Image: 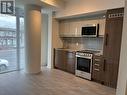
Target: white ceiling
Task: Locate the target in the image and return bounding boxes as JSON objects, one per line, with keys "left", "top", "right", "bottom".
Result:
{"left": 16, "top": 0, "right": 48, "bottom": 8}
{"left": 16, "top": 0, "right": 65, "bottom": 10}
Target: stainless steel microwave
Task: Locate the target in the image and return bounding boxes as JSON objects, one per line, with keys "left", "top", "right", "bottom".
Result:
{"left": 81, "top": 24, "right": 99, "bottom": 37}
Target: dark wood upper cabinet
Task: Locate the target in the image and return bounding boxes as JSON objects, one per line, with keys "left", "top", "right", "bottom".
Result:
{"left": 103, "top": 8, "right": 124, "bottom": 88}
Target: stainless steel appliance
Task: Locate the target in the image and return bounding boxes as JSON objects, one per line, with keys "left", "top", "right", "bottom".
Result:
{"left": 75, "top": 50, "right": 100, "bottom": 80}
{"left": 81, "top": 24, "right": 99, "bottom": 37}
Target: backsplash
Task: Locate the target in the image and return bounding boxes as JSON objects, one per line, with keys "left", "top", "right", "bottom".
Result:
{"left": 62, "top": 37, "right": 104, "bottom": 50}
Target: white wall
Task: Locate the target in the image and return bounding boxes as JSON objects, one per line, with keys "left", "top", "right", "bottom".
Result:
{"left": 47, "top": 12, "right": 63, "bottom": 68}
{"left": 47, "top": 11, "right": 53, "bottom": 68}
{"left": 55, "top": 0, "right": 125, "bottom": 18}
{"left": 52, "top": 18, "right": 63, "bottom": 49}
{"left": 116, "top": 0, "right": 127, "bottom": 95}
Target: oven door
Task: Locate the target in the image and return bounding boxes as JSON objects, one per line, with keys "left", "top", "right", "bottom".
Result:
{"left": 76, "top": 56, "right": 92, "bottom": 73}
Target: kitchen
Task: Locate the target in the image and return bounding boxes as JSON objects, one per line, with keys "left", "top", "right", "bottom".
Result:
{"left": 53, "top": 7, "right": 124, "bottom": 89}
{"left": 0, "top": 0, "right": 126, "bottom": 95}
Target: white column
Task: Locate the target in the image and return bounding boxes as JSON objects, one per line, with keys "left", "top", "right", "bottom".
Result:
{"left": 24, "top": 4, "right": 41, "bottom": 74}
{"left": 47, "top": 11, "right": 53, "bottom": 68}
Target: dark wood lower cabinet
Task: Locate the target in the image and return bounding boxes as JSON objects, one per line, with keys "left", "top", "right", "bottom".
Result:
{"left": 102, "top": 59, "right": 119, "bottom": 88}
{"left": 54, "top": 49, "right": 66, "bottom": 71}
{"left": 92, "top": 55, "right": 103, "bottom": 83}
{"left": 54, "top": 49, "right": 75, "bottom": 74}
{"left": 92, "top": 56, "right": 119, "bottom": 88}
{"left": 66, "top": 52, "right": 75, "bottom": 74}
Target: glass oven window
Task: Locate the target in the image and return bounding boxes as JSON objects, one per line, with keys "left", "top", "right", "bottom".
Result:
{"left": 77, "top": 57, "right": 91, "bottom": 73}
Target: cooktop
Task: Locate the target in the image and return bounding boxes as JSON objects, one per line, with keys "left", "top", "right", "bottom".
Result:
{"left": 76, "top": 49, "right": 101, "bottom": 54}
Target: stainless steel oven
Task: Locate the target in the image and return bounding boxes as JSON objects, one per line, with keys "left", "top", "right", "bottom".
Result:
{"left": 75, "top": 51, "right": 93, "bottom": 80}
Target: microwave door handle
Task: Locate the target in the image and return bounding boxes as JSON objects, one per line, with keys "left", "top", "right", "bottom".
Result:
{"left": 97, "top": 24, "right": 99, "bottom": 37}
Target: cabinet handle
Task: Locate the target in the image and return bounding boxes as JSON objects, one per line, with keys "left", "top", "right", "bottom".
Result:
{"left": 95, "top": 59, "right": 100, "bottom": 61}
{"left": 105, "top": 34, "right": 109, "bottom": 46}
{"left": 103, "top": 59, "right": 106, "bottom": 71}
{"left": 94, "top": 64, "right": 100, "bottom": 66}
{"left": 94, "top": 68, "right": 100, "bottom": 71}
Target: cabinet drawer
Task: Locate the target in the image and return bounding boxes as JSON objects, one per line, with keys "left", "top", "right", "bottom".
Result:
{"left": 94, "top": 63, "right": 100, "bottom": 66}
{"left": 94, "top": 68, "right": 100, "bottom": 72}
{"left": 93, "top": 65, "right": 100, "bottom": 69}
{"left": 94, "top": 58, "right": 101, "bottom": 62}
{"left": 93, "top": 61, "right": 101, "bottom": 68}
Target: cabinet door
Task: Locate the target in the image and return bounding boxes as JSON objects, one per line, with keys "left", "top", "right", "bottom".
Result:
{"left": 59, "top": 21, "right": 70, "bottom": 37}
{"left": 54, "top": 49, "right": 76, "bottom": 74}
{"left": 54, "top": 49, "right": 67, "bottom": 71}
{"left": 66, "top": 52, "right": 76, "bottom": 74}
{"left": 103, "top": 19, "right": 123, "bottom": 60}
{"left": 98, "top": 19, "right": 106, "bottom": 36}
{"left": 103, "top": 59, "right": 118, "bottom": 88}
{"left": 69, "top": 21, "right": 81, "bottom": 36}
{"left": 103, "top": 8, "right": 124, "bottom": 88}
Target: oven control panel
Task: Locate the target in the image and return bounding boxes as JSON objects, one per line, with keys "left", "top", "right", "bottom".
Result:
{"left": 76, "top": 52, "right": 93, "bottom": 58}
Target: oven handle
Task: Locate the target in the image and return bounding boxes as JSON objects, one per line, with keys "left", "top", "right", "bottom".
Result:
{"left": 76, "top": 55, "right": 92, "bottom": 59}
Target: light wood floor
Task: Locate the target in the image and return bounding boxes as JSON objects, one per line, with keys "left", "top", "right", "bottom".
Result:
{"left": 0, "top": 68, "right": 116, "bottom": 95}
